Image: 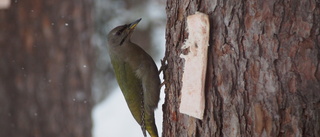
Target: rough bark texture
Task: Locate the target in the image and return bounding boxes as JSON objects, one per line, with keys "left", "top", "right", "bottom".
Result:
{"left": 0, "top": 0, "right": 93, "bottom": 137}
{"left": 162, "top": 0, "right": 320, "bottom": 137}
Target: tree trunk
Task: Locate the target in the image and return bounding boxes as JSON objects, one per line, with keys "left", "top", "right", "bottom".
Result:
{"left": 162, "top": 0, "right": 320, "bottom": 137}
{"left": 0, "top": 0, "right": 93, "bottom": 137}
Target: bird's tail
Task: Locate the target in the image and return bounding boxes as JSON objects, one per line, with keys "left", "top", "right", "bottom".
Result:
{"left": 144, "top": 110, "right": 158, "bottom": 137}
{"left": 141, "top": 126, "right": 147, "bottom": 137}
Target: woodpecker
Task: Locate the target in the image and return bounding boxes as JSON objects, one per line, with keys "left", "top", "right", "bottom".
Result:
{"left": 107, "top": 18, "right": 160, "bottom": 137}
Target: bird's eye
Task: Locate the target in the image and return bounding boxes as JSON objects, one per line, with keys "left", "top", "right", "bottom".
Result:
{"left": 115, "top": 31, "right": 121, "bottom": 35}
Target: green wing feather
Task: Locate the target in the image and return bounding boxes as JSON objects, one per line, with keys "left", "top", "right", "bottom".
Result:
{"left": 111, "top": 57, "right": 158, "bottom": 137}
{"left": 111, "top": 58, "right": 144, "bottom": 124}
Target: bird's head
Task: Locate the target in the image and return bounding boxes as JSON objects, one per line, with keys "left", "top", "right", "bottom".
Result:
{"left": 107, "top": 18, "right": 141, "bottom": 47}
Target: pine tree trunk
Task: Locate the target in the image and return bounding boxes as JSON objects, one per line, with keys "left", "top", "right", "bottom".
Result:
{"left": 162, "top": 0, "right": 320, "bottom": 136}
{"left": 0, "top": 0, "right": 93, "bottom": 137}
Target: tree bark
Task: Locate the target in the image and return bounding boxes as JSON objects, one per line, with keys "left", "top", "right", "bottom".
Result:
{"left": 0, "top": 0, "right": 93, "bottom": 137}
{"left": 162, "top": 0, "right": 320, "bottom": 137}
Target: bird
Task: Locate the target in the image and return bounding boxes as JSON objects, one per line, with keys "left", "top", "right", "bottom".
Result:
{"left": 107, "top": 18, "right": 160, "bottom": 137}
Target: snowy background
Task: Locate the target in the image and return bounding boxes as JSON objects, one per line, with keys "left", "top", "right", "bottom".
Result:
{"left": 91, "top": 0, "right": 166, "bottom": 137}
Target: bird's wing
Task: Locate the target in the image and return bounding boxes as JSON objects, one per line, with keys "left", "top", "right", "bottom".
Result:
{"left": 111, "top": 58, "right": 146, "bottom": 136}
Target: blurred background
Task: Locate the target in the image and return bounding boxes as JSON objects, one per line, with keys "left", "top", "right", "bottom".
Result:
{"left": 0, "top": 0, "right": 165, "bottom": 136}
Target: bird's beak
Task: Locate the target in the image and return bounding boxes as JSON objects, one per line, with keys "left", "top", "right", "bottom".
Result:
{"left": 128, "top": 18, "right": 142, "bottom": 30}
